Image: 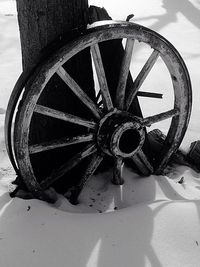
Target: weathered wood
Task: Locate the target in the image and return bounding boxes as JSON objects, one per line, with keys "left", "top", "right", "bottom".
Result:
{"left": 126, "top": 50, "right": 160, "bottom": 110}
{"left": 34, "top": 104, "right": 96, "bottom": 129}
{"left": 16, "top": 0, "right": 89, "bottom": 70}
{"left": 40, "top": 144, "right": 97, "bottom": 190}
{"left": 91, "top": 44, "right": 113, "bottom": 111}
{"left": 97, "top": 90, "right": 163, "bottom": 101}
{"left": 115, "top": 38, "right": 135, "bottom": 109}
{"left": 29, "top": 133, "right": 94, "bottom": 154}
{"left": 142, "top": 108, "right": 179, "bottom": 127}
{"left": 132, "top": 150, "right": 154, "bottom": 176}
{"left": 88, "top": 5, "right": 112, "bottom": 23}
{"left": 69, "top": 153, "right": 103, "bottom": 204}
{"left": 137, "top": 91, "right": 163, "bottom": 99}
{"left": 56, "top": 66, "right": 101, "bottom": 119}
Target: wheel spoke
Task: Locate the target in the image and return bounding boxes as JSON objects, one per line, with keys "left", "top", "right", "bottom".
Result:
{"left": 126, "top": 49, "right": 160, "bottom": 110}
{"left": 57, "top": 66, "right": 101, "bottom": 119}
{"left": 142, "top": 108, "right": 180, "bottom": 127}
{"left": 34, "top": 104, "right": 96, "bottom": 129}
{"left": 29, "top": 133, "right": 94, "bottom": 154}
{"left": 91, "top": 44, "right": 113, "bottom": 111}
{"left": 112, "top": 158, "right": 124, "bottom": 185}
{"left": 115, "top": 38, "right": 135, "bottom": 109}
{"left": 68, "top": 153, "right": 104, "bottom": 204}
{"left": 40, "top": 144, "right": 97, "bottom": 189}
{"left": 137, "top": 91, "right": 163, "bottom": 99}
{"left": 132, "top": 150, "right": 154, "bottom": 176}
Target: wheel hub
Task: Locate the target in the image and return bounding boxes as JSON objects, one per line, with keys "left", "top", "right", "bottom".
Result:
{"left": 97, "top": 110, "right": 145, "bottom": 158}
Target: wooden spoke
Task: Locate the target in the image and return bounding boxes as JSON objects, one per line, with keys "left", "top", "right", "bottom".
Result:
{"left": 69, "top": 153, "right": 104, "bottom": 204}
{"left": 142, "top": 108, "right": 180, "bottom": 127}
{"left": 57, "top": 66, "right": 101, "bottom": 119}
{"left": 115, "top": 38, "right": 135, "bottom": 109}
{"left": 137, "top": 91, "right": 163, "bottom": 99}
{"left": 132, "top": 150, "right": 154, "bottom": 176}
{"left": 112, "top": 158, "right": 124, "bottom": 185}
{"left": 29, "top": 133, "right": 94, "bottom": 154}
{"left": 78, "top": 153, "right": 103, "bottom": 188}
{"left": 137, "top": 150, "right": 154, "bottom": 173}
{"left": 126, "top": 50, "right": 160, "bottom": 110}
{"left": 40, "top": 144, "right": 97, "bottom": 190}
{"left": 91, "top": 44, "right": 113, "bottom": 111}
{"left": 34, "top": 104, "right": 96, "bottom": 129}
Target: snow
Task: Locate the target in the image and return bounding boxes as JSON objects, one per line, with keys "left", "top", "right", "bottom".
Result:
{"left": 0, "top": 0, "right": 200, "bottom": 266}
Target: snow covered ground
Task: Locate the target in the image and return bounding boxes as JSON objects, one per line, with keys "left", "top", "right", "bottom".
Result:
{"left": 0, "top": 0, "right": 200, "bottom": 266}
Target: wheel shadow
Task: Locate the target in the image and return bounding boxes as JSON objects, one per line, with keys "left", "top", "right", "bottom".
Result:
{"left": 1, "top": 169, "right": 200, "bottom": 267}
{"left": 0, "top": 190, "right": 162, "bottom": 267}
{"left": 54, "top": 169, "right": 165, "bottom": 267}
{"left": 83, "top": 170, "right": 200, "bottom": 267}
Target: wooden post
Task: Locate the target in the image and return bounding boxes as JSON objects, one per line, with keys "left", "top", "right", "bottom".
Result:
{"left": 16, "top": 0, "right": 89, "bottom": 71}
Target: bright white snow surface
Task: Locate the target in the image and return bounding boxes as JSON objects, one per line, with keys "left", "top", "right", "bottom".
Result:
{"left": 0, "top": 0, "right": 200, "bottom": 266}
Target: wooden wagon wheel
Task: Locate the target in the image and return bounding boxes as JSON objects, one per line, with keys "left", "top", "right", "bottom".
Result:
{"left": 11, "top": 21, "right": 192, "bottom": 204}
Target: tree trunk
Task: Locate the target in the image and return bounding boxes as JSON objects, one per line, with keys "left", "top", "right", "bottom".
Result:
{"left": 16, "top": 0, "right": 89, "bottom": 71}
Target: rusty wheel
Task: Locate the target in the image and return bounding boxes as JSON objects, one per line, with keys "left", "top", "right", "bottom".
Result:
{"left": 10, "top": 21, "right": 192, "bottom": 203}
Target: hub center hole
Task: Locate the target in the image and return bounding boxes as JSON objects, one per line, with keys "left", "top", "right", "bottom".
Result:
{"left": 118, "top": 129, "right": 141, "bottom": 154}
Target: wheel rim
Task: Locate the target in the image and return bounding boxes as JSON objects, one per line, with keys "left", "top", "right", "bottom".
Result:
{"left": 13, "top": 22, "right": 192, "bottom": 203}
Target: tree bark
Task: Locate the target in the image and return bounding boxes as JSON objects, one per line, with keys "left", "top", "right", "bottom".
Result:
{"left": 16, "top": 0, "right": 89, "bottom": 71}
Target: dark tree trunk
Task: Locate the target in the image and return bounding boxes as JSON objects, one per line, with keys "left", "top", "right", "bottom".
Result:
{"left": 16, "top": 0, "right": 89, "bottom": 71}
